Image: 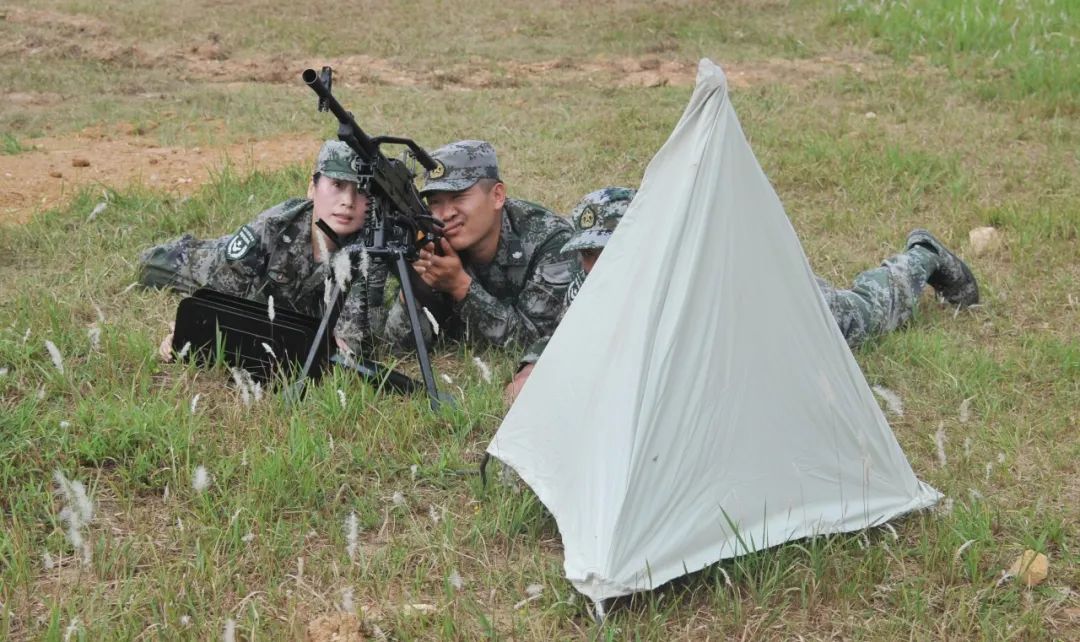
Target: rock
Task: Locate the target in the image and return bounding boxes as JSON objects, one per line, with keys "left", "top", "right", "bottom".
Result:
{"left": 968, "top": 226, "right": 1002, "bottom": 256}
{"left": 1009, "top": 550, "right": 1048, "bottom": 587}
{"left": 49, "top": 171, "right": 63, "bottom": 178}
{"left": 71, "top": 157, "right": 90, "bottom": 167}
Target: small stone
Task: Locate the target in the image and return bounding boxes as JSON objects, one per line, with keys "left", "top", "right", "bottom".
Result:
{"left": 1009, "top": 550, "right": 1048, "bottom": 587}
{"left": 49, "top": 171, "right": 63, "bottom": 178}
{"left": 71, "top": 158, "right": 90, "bottom": 167}
{"left": 865, "top": 111, "right": 877, "bottom": 119}
{"left": 968, "top": 226, "right": 1002, "bottom": 256}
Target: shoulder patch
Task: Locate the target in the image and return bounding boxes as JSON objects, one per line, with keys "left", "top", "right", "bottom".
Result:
{"left": 225, "top": 224, "right": 257, "bottom": 261}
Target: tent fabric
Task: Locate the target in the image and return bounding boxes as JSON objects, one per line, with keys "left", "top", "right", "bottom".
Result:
{"left": 487, "top": 59, "right": 940, "bottom": 603}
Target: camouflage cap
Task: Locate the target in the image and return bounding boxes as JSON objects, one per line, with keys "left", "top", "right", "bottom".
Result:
{"left": 419, "top": 140, "right": 500, "bottom": 195}
{"left": 315, "top": 140, "right": 370, "bottom": 188}
{"left": 561, "top": 187, "right": 637, "bottom": 253}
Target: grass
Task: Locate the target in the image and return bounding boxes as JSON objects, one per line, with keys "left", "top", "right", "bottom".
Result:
{"left": 2, "top": 0, "right": 1079, "bottom": 639}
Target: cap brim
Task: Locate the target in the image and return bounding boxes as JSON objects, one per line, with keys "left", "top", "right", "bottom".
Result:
{"left": 561, "top": 229, "right": 613, "bottom": 253}
{"left": 321, "top": 170, "right": 364, "bottom": 186}
{"left": 419, "top": 177, "right": 481, "bottom": 195}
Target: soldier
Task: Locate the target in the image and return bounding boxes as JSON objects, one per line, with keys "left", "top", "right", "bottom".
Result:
{"left": 384, "top": 140, "right": 576, "bottom": 350}
{"left": 503, "top": 187, "right": 980, "bottom": 402}
{"left": 138, "top": 140, "right": 387, "bottom": 359}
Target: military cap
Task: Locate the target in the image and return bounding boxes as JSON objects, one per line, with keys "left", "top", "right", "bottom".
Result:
{"left": 419, "top": 140, "right": 500, "bottom": 195}
{"left": 315, "top": 140, "right": 371, "bottom": 188}
{"left": 561, "top": 187, "right": 637, "bottom": 253}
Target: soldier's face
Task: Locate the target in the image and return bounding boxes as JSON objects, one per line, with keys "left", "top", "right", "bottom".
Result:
{"left": 309, "top": 176, "right": 369, "bottom": 238}
{"left": 426, "top": 181, "right": 506, "bottom": 256}
{"left": 579, "top": 248, "right": 602, "bottom": 274}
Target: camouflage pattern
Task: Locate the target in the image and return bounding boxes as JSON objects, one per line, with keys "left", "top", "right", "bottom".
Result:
{"left": 561, "top": 187, "right": 637, "bottom": 253}
{"left": 517, "top": 263, "right": 585, "bottom": 366}
{"left": 419, "top": 140, "right": 500, "bottom": 194}
{"left": 384, "top": 198, "right": 575, "bottom": 349}
{"left": 138, "top": 198, "right": 388, "bottom": 353}
{"left": 315, "top": 140, "right": 371, "bottom": 187}
{"left": 906, "top": 229, "right": 979, "bottom": 306}
{"left": 816, "top": 245, "right": 941, "bottom": 349}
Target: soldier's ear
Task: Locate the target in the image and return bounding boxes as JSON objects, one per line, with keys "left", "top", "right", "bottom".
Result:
{"left": 490, "top": 181, "right": 506, "bottom": 210}
{"left": 307, "top": 177, "right": 317, "bottom": 200}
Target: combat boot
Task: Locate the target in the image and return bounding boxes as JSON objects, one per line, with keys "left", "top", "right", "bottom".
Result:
{"left": 906, "top": 229, "right": 979, "bottom": 306}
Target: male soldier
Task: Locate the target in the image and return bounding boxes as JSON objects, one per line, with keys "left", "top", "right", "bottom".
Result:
{"left": 503, "top": 186, "right": 980, "bottom": 402}
{"left": 138, "top": 140, "right": 386, "bottom": 358}
{"left": 384, "top": 140, "right": 575, "bottom": 349}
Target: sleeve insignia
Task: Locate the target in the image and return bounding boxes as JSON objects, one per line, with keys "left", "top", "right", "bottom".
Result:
{"left": 225, "top": 224, "right": 257, "bottom": 261}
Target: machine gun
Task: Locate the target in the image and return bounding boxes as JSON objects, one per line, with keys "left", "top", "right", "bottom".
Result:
{"left": 293, "top": 66, "right": 448, "bottom": 410}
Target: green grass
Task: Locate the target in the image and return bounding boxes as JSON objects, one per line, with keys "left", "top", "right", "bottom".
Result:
{"left": 2, "top": 0, "right": 1079, "bottom": 640}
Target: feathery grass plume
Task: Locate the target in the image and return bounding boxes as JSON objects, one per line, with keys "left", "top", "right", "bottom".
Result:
{"left": 163, "top": 484, "right": 169, "bottom": 503}
{"left": 473, "top": 356, "right": 492, "bottom": 383}
{"left": 514, "top": 584, "right": 544, "bottom": 609}
{"left": 36, "top": 385, "right": 47, "bottom": 400}
{"left": 871, "top": 385, "right": 904, "bottom": 417}
{"left": 63, "top": 617, "right": 80, "bottom": 642}
{"left": 410, "top": 464, "right": 418, "bottom": 480}
{"left": 176, "top": 516, "right": 184, "bottom": 532}
{"left": 333, "top": 251, "right": 353, "bottom": 288}
{"left": 241, "top": 532, "right": 255, "bottom": 543}
{"left": 985, "top": 462, "right": 993, "bottom": 480}
{"left": 341, "top": 587, "right": 355, "bottom": 614}
{"left": 358, "top": 248, "right": 370, "bottom": 279}
{"left": 267, "top": 295, "right": 275, "bottom": 322}
{"left": 337, "top": 389, "right": 347, "bottom": 410}
{"left": 261, "top": 342, "right": 277, "bottom": 360}
{"left": 391, "top": 491, "right": 405, "bottom": 507}
{"left": 428, "top": 504, "right": 442, "bottom": 524}
{"left": 54, "top": 470, "right": 94, "bottom": 565}
{"left": 969, "top": 488, "right": 984, "bottom": 502}
{"left": 963, "top": 436, "right": 972, "bottom": 459}
{"left": 440, "top": 373, "right": 452, "bottom": 385}
{"left": 934, "top": 423, "right": 947, "bottom": 468}
{"left": 92, "top": 302, "right": 105, "bottom": 323}
{"left": 22, "top": 327, "right": 31, "bottom": 342}
{"left": 223, "top": 617, "right": 236, "bottom": 642}
{"left": 190, "top": 393, "right": 201, "bottom": 415}
{"left": 959, "top": 396, "right": 974, "bottom": 423}
{"left": 179, "top": 615, "right": 191, "bottom": 627}
{"left": 44, "top": 340, "right": 65, "bottom": 374}
{"left": 716, "top": 566, "right": 733, "bottom": 588}
{"left": 230, "top": 368, "right": 253, "bottom": 406}
{"left": 177, "top": 341, "right": 192, "bottom": 360}
{"left": 345, "top": 511, "right": 359, "bottom": 562}
{"left": 121, "top": 282, "right": 139, "bottom": 294}
{"left": 60, "top": 420, "right": 71, "bottom": 429}
{"left": 252, "top": 381, "right": 263, "bottom": 402}
{"left": 323, "top": 277, "right": 334, "bottom": 307}
{"left": 192, "top": 465, "right": 211, "bottom": 492}
{"left": 448, "top": 569, "right": 464, "bottom": 591}
{"left": 88, "top": 201, "right": 107, "bottom": 221}
{"left": 954, "top": 539, "right": 976, "bottom": 561}
{"left": 43, "top": 550, "right": 55, "bottom": 570}
{"left": 87, "top": 323, "right": 101, "bottom": 350}
{"left": 0, "top": 366, "right": 8, "bottom": 376}
{"left": 422, "top": 307, "right": 440, "bottom": 336}
{"left": 997, "top": 452, "right": 1006, "bottom": 464}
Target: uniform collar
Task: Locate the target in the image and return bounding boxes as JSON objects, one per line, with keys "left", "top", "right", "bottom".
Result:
{"left": 492, "top": 205, "right": 527, "bottom": 267}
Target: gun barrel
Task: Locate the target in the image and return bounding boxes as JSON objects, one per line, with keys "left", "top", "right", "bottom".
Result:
{"left": 302, "top": 68, "right": 379, "bottom": 159}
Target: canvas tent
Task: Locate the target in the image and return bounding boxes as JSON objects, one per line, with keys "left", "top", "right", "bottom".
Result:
{"left": 487, "top": 59, "right": 940, "bottom": 605}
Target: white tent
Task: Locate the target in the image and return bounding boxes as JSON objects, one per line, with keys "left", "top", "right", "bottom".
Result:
{"left": 487, "top": 59, "right": 939, "bottom": 605}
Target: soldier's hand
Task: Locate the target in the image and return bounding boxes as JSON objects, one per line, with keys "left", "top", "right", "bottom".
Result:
{"left": 414, "top": 238, "right": 471, "bottom": 301}
{"left": 503, "top": 363, "right": 535, "bottom": 405}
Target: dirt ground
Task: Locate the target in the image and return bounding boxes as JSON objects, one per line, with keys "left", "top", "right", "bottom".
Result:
{"left": 2, "top": 5, "right": 883, "bottom": 225}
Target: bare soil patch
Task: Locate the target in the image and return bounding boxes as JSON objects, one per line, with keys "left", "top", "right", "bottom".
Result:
{"left": 0, "top": 132, "right": 315, "bottom": 224}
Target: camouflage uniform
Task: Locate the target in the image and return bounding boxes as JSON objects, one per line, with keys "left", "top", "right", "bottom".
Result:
{"left": 517, "top": 187, "right": 634, "bottom": 366}
{"left": 137, "top": 141, "right": 388, "bottom": 352}
{"left": 384, "top": 141, "right": 576, "bottom": 349}
{"left": 818, "top": 229, "right": 979, "bottom": 349}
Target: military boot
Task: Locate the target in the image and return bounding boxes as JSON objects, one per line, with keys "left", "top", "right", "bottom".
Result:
{"left": 906, "top": 229, "right": 979, "bottom": 306}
